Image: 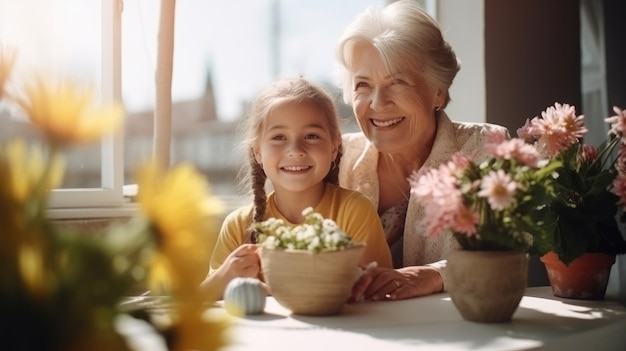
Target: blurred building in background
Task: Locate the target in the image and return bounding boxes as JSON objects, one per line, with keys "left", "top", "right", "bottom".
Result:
{"left": 0, "top": 72, "right": 355, "bottom": 198}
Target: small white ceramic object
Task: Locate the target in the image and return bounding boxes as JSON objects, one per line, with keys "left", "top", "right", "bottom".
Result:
{"left": 223, "top": 277, "right": 266, "bottom": 315}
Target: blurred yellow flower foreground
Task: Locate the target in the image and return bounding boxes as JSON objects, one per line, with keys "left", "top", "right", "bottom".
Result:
{"left": 0, "top": 48, "right": 229, "bottom": 351}
{"left": 136, "top": 162, "right": 224, "bottom": 298}
{"left": 15, "top": 77, "right": 124, "bottom": 147}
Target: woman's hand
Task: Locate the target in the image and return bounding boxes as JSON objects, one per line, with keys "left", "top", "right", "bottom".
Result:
{"left": 349, "top": 265, "right": 443, "bottom": 302}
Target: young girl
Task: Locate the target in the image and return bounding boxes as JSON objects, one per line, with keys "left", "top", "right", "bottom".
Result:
{"left": 199, "top": 77, "right": 392, "bottom": 299}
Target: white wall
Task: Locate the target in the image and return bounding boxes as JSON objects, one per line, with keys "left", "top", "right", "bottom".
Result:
{"left": 437, "top": 0, "right": 485, "bottom": 123}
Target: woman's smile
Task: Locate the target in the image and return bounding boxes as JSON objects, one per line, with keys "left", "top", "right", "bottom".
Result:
{"left": 371, "top": 117, "right": 405, "bottom": 128}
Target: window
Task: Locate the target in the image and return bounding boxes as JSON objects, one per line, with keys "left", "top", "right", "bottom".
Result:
{"left": 121, "top": 0, "right": 387, "bottom": 198}
{"left": 2, "top": 0, "right": 394, "bottom": 218}
{"left": 0, "top": 0, "right": 125, "bottom": 216}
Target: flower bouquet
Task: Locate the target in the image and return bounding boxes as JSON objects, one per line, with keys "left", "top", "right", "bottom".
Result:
{"left": 517, "top": 103, "right": 626, "bottom": 299}
{"left": 517, "top": 102, "right": 626, "bottom": 265}
{"left": 254, "top": 208, "right": 364, "bottom": 315}
{"left": 409, "top": 130, "right": 561, "bottom": 322}
{"left": 410, "top": 131, "right": 560, "bottom": 253}
{"left": 0, "top": 46, "right": 228, "bottom": 350}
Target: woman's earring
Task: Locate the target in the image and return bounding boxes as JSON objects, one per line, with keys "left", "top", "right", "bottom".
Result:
{"left": 330, "top": 160, "right": 337, "bottom": 170}
{"left": 434, "top": 106, "right": 441, "bottom": 112}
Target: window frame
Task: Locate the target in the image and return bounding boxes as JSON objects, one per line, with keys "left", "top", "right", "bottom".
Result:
{"left": 48, "top": 0, "right": 129, "bottom": 218}
{"left": 47, "top": 0, "right": 435, "bottom": 219}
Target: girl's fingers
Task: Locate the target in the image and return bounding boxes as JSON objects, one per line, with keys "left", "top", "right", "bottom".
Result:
{"left": 234, "top": 243, "right": 258, "bottom": 256}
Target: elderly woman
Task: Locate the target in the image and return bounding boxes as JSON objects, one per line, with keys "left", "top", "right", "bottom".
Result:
{"left": 336, "top": 0, "right": 508, "bottom": 301}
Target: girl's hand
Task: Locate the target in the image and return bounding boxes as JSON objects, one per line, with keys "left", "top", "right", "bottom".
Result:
{"left": 218, "top": 244, "right": 261, "bottom": 281}
{"left": 199, "top": 244, "right": 262, "bottom": 301}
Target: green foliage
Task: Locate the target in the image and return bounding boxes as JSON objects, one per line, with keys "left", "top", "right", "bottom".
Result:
{"left": 456, "top": 156, "right": 561, "bottom": 253}
{"left": 0, "top": 220, "right": 151, "bottom": 351}
{"left": 542, "top": 142, "right": 626, "bottom": 265}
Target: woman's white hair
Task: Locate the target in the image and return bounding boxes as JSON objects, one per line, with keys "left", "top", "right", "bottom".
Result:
{"left": 335, "top": 0, "right": 460, "bottom": 108}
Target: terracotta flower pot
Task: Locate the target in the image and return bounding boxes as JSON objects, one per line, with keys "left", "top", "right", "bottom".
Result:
{"left": 540, "top": 251, "right": 616, "bottom": 300}
{"left": 259, "top": 245, "right": 365, "bottom": 316}
{"left": 446, "top": 249, "right": 529, "bottom": 323}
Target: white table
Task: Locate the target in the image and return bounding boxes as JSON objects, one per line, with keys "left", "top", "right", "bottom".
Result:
{"left": 119, "top": 287, "right": 626, "bottom": 351}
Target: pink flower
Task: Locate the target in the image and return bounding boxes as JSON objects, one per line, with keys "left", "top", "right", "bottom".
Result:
{"left": 451, "top": 204, "right": 479, "bottom": 236}
{"left": 423, "top": 201, "right": 457, "bottom": 238}
{"left": 485, "top": 129, "right": 508, "bottom": 145}
{"left": 411, "top": 157, "right": 468, "bottom": 237}
{"left": 529, "top": 102, "right": 588, "bottom": 157}
{"left": 607, "top": 107, "right": 626, "bottom": 212}
{"left": 449, "top": 152, "right": 471, "bottom": 175}
{"left": 410, "top": 165, "right": 456, "bottom": 204}
{"left": 605, "top": 106, "right": 626, "bottom": 142}
{"left": 611, "top": 172, "right": 626, "bottom": 208}
{"left": 535, "top": 134, "right": 563, "bottom": 158}
{"left": 420, "top": 184, "right": 463, "bottom": 238}
{"left": 516, "top": 118, "right": 536, "bottom": 142}
{"left": 410, "top": 154, "right": 467, "bottom": 202}
{"left": 544, "top": 102, "right": 587, "bottom": 139}
{"left": 488, "top": 138, "right": 540, "bottom": 167}
{"left": 478, "top": 169, "right": 518, "bottom": 211}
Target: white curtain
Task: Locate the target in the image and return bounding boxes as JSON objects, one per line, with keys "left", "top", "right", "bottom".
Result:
{"left": 580, "top": 0, "right": 607, "bottom": 147}
{"left": 582, "top": 0, "right": 626, "bottom": 302}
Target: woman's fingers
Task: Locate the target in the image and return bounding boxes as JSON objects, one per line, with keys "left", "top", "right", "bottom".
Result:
{"left": 350, "top": 267, "right": 443, "bottom": 302}
{"left": 387, "top": 279, "right": 416, "bottom": 300}
{"left": 349, "top": 269, "right": 375, "bottom": 302}
{"left": 364, "top": 269, "right": 402, "bottom": 301}
{"left": 389, "top": 267, "right": 444, "bottom": 300}
{"left": 349, "top": 268, "right": 401, "bottom": 302}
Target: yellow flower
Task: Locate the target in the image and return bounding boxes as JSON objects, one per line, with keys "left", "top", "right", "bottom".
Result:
{"left": 18, "top": 243, "right": 48, "bottom": 299}
{"left": 135, "top": 162, "right": 223, "bottom": 295}
{"left": 0, "top": 140, "right": 61, "bottom": 299}
{"left": 15, "top": 77, "right": 124, "bottom": 147}
{"left": 169, "top": 305, "right": 230, "bottom": 351}
{"left": 0, "top": 139, "right": 64, "bottom": 205}
{"left": 0, "top": 45, "right": 16, "bottom": 99}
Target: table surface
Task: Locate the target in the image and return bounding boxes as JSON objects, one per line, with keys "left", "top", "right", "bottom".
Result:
{"left": 118, "top": 287, "right": 626, "bottom": 351}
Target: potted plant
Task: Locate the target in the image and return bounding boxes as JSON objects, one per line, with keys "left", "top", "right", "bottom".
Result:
{"left": 517, "top": 103, "right": 626, "bottom": 299}
{"left": 254, "top": 208, "right": 365, "bottom": 316}
{"left": 410, "top": 132, "right": 561, "bottom": 323}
